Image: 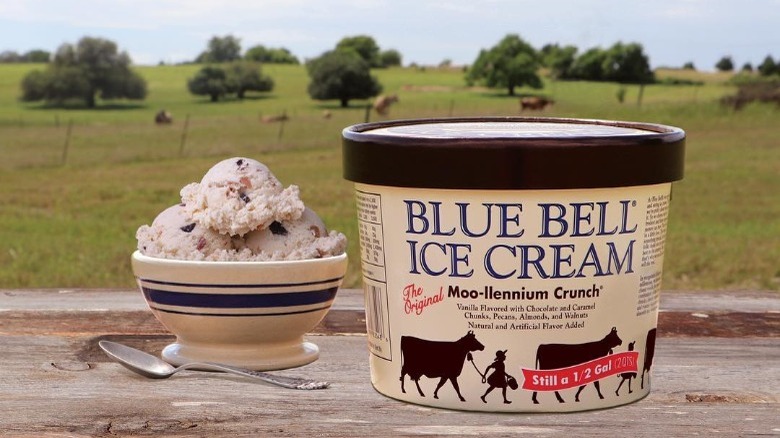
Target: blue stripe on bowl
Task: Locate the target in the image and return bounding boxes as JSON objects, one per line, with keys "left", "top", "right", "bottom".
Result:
{"left": 148, "top": 303, "right": 333, "bottom": 317}
{"left": 141, "top": 286, "right": 338, "bottom": 309}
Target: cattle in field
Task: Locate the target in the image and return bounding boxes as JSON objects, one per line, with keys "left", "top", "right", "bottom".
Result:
{"left": 155, "top": 110, "right": 173, "bottom": 124}
{"left": 520, "top": 96, "right": 554, "bottom": 111}
{"left": 261, "top": 113, "right": 289, "bottom": 123}
{"left": 640, "top": 328, "right": 657, "bottom": 389}
{"left": 532, "top": 327, "right": 622, "bottom": 404}
{"left": 373, "top": 94, "right": 399, "bottom": 115}
{"left": 400, "top": 331, "right": 485, "bottom": 402}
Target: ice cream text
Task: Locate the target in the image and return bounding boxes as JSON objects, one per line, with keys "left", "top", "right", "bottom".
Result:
{"left": 404, "top": 200, "right": 638, "bottom": 279}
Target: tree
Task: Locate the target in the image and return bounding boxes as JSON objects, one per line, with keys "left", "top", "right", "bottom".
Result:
{"left": 601, "top": 42, "right": 655, "bottom": 84}
{"left": 1, "top": 49, "right": 50, "bottom": 62}
{"left": 24, "top": 49, "right": 51, "bottom": 63}
{"left": 225, "top": 62, "right": 274, "bottom": 98}
{"left": 682, "top": 61, "right": 696, "bottom": 70}
{"left": 197, "top": 35, "right": 242, "bottom": 63}
{"left": 466, "top": 34, "right": 542, "bottom": 96}
{"left": 306, "top": 49, "right": 382, "bottom": 107}
{"left": 568, "top": 47, "right": 607, "bottom": 81}
{"left": 380, "top": 49, "right": 402, "bottom": 67}
{"left": 758, "top": 55, "right": 778, "bottom": 77}
{"left": 21, "top": 68, "right": 89, "bottom": 103}
{"left": 187, "top": 66, "right": 229, "bottom": 101}
{"left": 0, "top": 51, "right": 22, "bottom": 63}
{"left": 244, "top": 45, "right": 299, "bottom": 64}
{"left": 20, "top": 37, "right": 146, "bottom": 108}
{"left": 336, "top": 35, "right": 382, "bottom": 68}
{"left": 541, "top": 43, "right": 578, "bottom": 79}
{"left": 187, "top": 62, "right": 274, "bottom": 101}
{"left": 715, "top": 56, "right": 734, "bottom": 72}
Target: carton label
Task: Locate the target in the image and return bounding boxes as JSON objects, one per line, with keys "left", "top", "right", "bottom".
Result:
{"left": 355, "top": 184, "right": 668, "bottom": 412}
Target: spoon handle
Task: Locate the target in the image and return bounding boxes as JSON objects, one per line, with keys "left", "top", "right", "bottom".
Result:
{"left": 180, "top": 362, "right": 330, "bottom": 390}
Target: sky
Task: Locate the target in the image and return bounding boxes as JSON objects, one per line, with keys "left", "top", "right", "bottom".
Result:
{"left": 1, "top": 0, "right": 779, "bottom": 71}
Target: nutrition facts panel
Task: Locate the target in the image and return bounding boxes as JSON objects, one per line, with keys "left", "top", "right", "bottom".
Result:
{"left": 355, "top": 190, "right": 386, "bottom": 282}
{"left": 355, "top": 190, "right": 391, "bottom": 361}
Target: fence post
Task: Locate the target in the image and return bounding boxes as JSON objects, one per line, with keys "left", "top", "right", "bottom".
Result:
{"left": 364, "top": 104, "right": 371, "bottom": 123}
{"left": 61, "top": 120, "right": 73, "bottom": 166}
{"left": 277, "top": 110, "right": 287, "bottom": 142}
{"left": 179, "top": 114, "right": 191, "bottom": 157}
{"left": 637, "top": 83, "right": 645, "bottom": 107}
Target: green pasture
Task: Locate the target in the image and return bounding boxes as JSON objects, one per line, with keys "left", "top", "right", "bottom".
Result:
{"left": 0, "top": 64, "right": 777, "bottom": 291}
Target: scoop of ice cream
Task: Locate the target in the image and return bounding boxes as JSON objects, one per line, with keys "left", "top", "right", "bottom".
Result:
{"left": 137, "top": 157, "right": 347, "bottom": 262}
{"left": 180, "top": 157, "right": 305, "bottom": 236}
{"left": 136, "top": 204, "right": 235, "bottom": 261}
{"left": 239, "top": 208, "right": 348, "bottom": 260}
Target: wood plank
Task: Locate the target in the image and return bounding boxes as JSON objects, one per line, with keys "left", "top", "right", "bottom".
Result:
{"left": 3, "top": 288, "right": 778, "bottom": 312}
{"left": 0, "top": 334, "right": 777, "bottom": 436}
{"left": 1, "top": 289, "right": 778, "bottom": 337}
{"left": 661, "top": 289, "right": 780, "bottom": 312}
{"left": 1, "top": 289, "right": 778, "bottom": 435}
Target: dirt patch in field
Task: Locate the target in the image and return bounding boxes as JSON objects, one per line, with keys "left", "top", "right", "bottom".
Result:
{"left": 400, "top": 84, "right": 492, "bottom": 93}
{"left": 401, "top": 84, "right": 457, "bottom": 92}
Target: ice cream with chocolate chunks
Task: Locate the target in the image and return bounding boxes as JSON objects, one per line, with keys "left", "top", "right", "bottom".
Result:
{"left": 136, "top": 157, "right": 347, "bottom": 261}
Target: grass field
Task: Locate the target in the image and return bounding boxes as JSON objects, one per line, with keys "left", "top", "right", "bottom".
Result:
{"left": 0, "top": 64, "right": 778, "bottom": 291}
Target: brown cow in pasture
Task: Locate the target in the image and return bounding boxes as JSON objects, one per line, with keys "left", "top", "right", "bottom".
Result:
{"left": 261, "top": 113, "right": 289, "bottom": 123}
{"left": 520, "top": 96, "right": 554, "bottom": 111}
{"left": 154, "top": 110, "right": 173, "bottom": 124}
{"left": 373, "top": 94, "right": 399, "bottom": 115}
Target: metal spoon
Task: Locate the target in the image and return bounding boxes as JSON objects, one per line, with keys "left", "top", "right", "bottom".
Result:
{"left": 98, "top": 340, "right": 329, "bottom": 390}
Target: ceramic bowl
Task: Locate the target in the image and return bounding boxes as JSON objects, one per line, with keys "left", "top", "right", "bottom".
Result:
{"left": 131, "top": 250, "right": 348, "bottom": 370}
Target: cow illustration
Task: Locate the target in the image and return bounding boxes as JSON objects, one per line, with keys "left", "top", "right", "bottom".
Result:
{"left": 532, "top": 327, "right": 622, "bottom": 404}
{"left": 615, "top": 341, "right": 637, "bottom": 396}
{"left": 640, "top": 328, "right": 657, "bottom": 389}
{"left": 400, "top": 330, "right": 485, "bottom": 402}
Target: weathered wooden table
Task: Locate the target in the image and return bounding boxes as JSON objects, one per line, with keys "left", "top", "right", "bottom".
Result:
{"left": 1, "top": 289, "right": 778, "bottom": 437}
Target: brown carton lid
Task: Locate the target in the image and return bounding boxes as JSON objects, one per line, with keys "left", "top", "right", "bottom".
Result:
{"left": 342, "top": 117, "right": 685, "bottom": 189}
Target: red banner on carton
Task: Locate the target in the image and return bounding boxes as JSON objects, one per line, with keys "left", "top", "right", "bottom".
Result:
{"left": 521, "top": 351, "right": 639, "bottom": 391}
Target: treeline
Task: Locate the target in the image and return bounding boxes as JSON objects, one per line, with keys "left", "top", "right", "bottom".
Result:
{"left": 540, "top": 42, "right": 655, "bottom": 83}
{"left": 465, "top": 35, "right": 658, "bottom": 96}
{"left": 16, "top": 34, "right": 400, "bottom": 108}
{"left": 715, "top": 55, "right": 780, "bottom": 77}
{"left": 190, "top": 34, "right": 402, "bottom": 68}
{"left": 186, "top": 34, "right": 396, "bottom": 104}
{"left": 0, "top": 49, "right": 51, "bottom": 63}
{"left": 12, "top": 32, "right": 780, "bottom": 110}
{"left": 722, "top": 57, "right": 780, "bottom": 110}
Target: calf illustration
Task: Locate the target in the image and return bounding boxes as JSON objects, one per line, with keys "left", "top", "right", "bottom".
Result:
{"left": 532, "top": 327, "right": 622, "bottom": 404}
{"left": 400, "top": 331, "right": 485, "bottom": 402}
{"left": 615, "top": 341, "right": 637, "bottom": 396}
{"left": 640, "top": 328, "right": 657, "bottom": 389}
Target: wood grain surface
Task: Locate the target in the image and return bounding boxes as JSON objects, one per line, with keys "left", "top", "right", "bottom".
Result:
{"left": 0, "top": 289, "right": 777, "bottom": 437}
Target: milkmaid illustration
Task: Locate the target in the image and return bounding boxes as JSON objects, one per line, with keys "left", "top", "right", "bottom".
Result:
{"left": 479, "top": 350, "right": 517, "bottom": 404}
